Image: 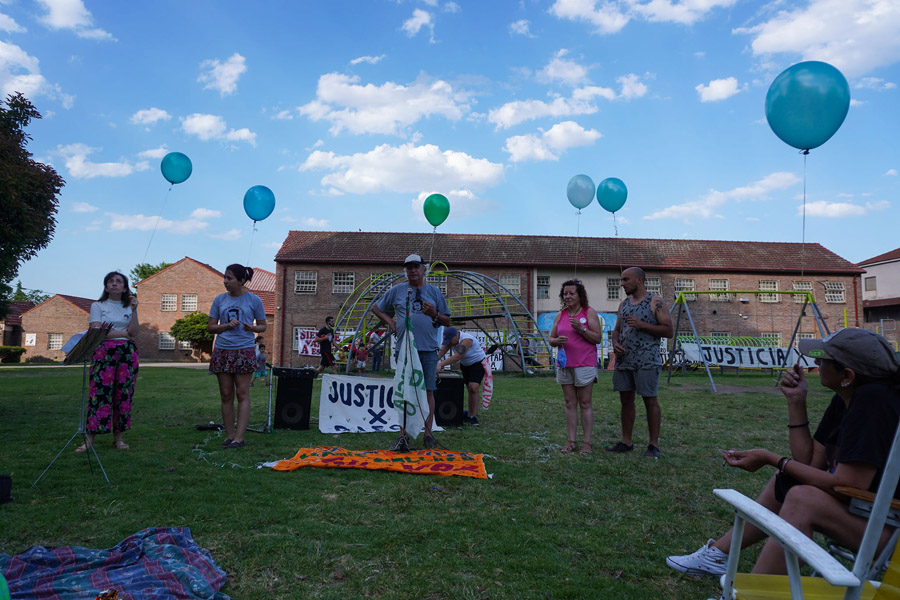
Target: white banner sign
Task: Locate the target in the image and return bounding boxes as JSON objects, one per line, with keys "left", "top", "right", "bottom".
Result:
{"left": 318, "top": 374, "right": 443, "bottom": 434}
{"left": 683, "top": 344, "right": 815, "bottom": 368}
{"left": 295, "top": 328, "right": 356, "bottom": 356}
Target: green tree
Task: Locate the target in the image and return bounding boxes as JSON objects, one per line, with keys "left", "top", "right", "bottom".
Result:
{"left": 0, "top": 93, "right": 65, "bottom": 318}
{"left": 170, "top": 311, "right": 214, "bottom": 359}
{"left": 11, "top": 280, "right": 50, "bottom": 305}
{"left": 130, "top": 261, "right": 173, "bottom": 283}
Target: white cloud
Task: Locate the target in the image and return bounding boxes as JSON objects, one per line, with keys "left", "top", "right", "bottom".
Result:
{"left": 402, "top": 8, "right": 434, "bottom": 42}
{"left": 299, "top": 72, "right": 471, "bottom": 136}
{"left": 695, "top": 77, "right": 741, "bottom": 102}
{"left": 71, "top": 201, "right": 97, "bottom": 213}
{"left": 57, "top": 143, "right": 149, "bottom": 179}
{"left": 537, "top": 49, "right": 589, "bottom": 86}
{"left": 802, "top": 199, "right": 889, "bottom": 217}
{"left": 0, "top": 40, "right": 73, "bottom": 107}
{"left": 412, "top": 188, "right": 500, "bottom": 222}
{"left": 300, "top": 142, "right": 504, "bottom": 195}
{"left": 210, "top": 229, "right": 242, "bottom": 241}
{"left": 36, "top": 0, "right": 114, "bottom": 40}
{"left": 856, "top": 77, "right": 897, "bottom": 91}
{"left": 198, "top": 53, "right": 247, "bottom": 96}
{"left": 443, "top": 2, "right": 460, "bottom": 13}
{"left": 190, "top": 208, "right": 221, "bottom": 219}
{"left": 301, "top": 217, "right": 329, "bottom": 228}
{"left": 885, "top": 169, "right": 898, "bottom": 176}
{"left": 130, "top": 107, "right": 171, "bottom": 127}
{"left": 629, "top": 0, "right": 738, "bottom": 25}
{"left": 488, "top": 78, "right": 646, "bottom": 129}
{"left": 504, "top": 120, "right": 602, "bottom": 162}
{"left": 138, "top": 146, "right": 168, "bottom": 160}
{"left": 509, "top": 19, "right": 533, "bottom": 36}
{"left": 273, "top": 109, "right": 293, "bottom": 120}
{"left": 549, "top": 0, "right": 630, "bottom": 34}
{"left": 105, "top": 213, "right": 211, "bottom": 235}
{"left": 645, "top": 172, "right": 800, "bottom": 221}
{"left": 0, "top": 13, "right": 25, "bottom": 32}
{"left": 350, "top": 54, "right": 386, "bottom": 65}
{"left": 735, "top": 0, "right": 900, "bottom": 78}
{"left": 181, "top": 113, "right": 257, "bottom": 146}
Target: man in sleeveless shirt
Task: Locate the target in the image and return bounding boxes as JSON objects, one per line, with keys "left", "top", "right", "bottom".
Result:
{"left": 607, "top": 267, "right": 674, "bottom": 458}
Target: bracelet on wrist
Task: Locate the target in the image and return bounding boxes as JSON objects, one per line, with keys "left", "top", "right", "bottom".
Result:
{"left": 788, "top": 421, "right": 809, "bottom": 429}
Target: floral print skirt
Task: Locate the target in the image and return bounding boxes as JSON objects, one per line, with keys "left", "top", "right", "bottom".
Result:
{"left": 87, "top": 340, "right": 139, "bottom": 434}
{"left": 209, "top": 347, "right": 257, "bottom": 374}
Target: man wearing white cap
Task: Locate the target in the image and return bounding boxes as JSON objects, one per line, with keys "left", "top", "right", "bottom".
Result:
{"left": 437, "top": 326, "right": 487, "bottom": 426}
{"left": 372, "top": 254, "right": 451, "bottom": 449}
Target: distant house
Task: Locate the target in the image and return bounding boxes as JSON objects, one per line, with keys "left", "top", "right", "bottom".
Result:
{"left": 858, "top": 248, "right": 900, "bottom": 347}
{"left": 19, "top": 295, "right": 94, "bottom": 362}
{"left": 135, "top": 257, "right": 275, "bottom": 362}
{"left": 2, "top": 301, "right": 35, "bottom": 346}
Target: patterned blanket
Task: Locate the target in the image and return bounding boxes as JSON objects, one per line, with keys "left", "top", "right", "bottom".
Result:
{"left": 0, "top": 527, "right": 230, "bottom": 600}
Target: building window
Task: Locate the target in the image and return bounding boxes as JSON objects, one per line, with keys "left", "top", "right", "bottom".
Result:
{"left": 758, "top": 280, "right": 779, "bottom": 303}
{"left": 865, "top": 276, "right": 877, "bottom": 292}
{"left": 294, "top": 271, "right": 317, "bottom": 294}
{"left": 792, "top": 280, "right": 812, "bottom": 303}
{"left": 645, "top": 277, "right": 661, "bottom": 295}
{"left": 500, "top": 274, "right": 520, "bottom": 297}
{"left": 708, "top": 279, "right": 729, "bottom": 302}
{"left": 761, "top": 332, "right": 782, "bottom": 346}
{"left": 607, "top": 278, "right": 621, "bottom": 301}
{"left": 795, "top": 332, "right": 815, "bottom": 347}
{"left": 181, "top": 294, "right": 198, "bottom": 312}
{"left": 463, "top": 280, "right": 486, "bottom": 296}
{"left": 332, "top": 272, "right": 355, "bottom": 294}
{"left": 675, "top": 278, "right": 696, "bottom": 302}
{"left": 48, "top": 333, "right": 63, "bottom": 350}
{"left": 709, "top": 331, "right": 730, "bottom": 344}
{"left": 292, "top": 326, "right": 302, "bottom": 351}
{"left": 426, "top": 274, "right": 447, "bottom": 295}
{"left": 177, "top": 340, "right": 193, "bottom": 350}
{"left": 824, "top": 281, "right": 845, "bottom": 303}
{"left": 537, "top": 276, "right": 550, "bottom": 299}
{"left": 158, "top": 332, "right": 176, "bottom": 350}
{"left": 161, "top": 294, "right": 177, "bottom": 311}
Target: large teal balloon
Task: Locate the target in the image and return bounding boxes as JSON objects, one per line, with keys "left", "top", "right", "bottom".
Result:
{"left": 160, "top": 152, "right": 192, "bottom": 184}
{"left": 597, "top": 177, "right": 627, "bottom": 213}
{"left": 765, "top": 61, "right": 850, "bottom": 151}
{"left": 423, "top": 193, "right": 450, "bottom": 227}
{"left": 566, "top": 174, "right": 595, "bottom": 209}
{"left": 243, "top": 185, "right": 276, "bottom": 222}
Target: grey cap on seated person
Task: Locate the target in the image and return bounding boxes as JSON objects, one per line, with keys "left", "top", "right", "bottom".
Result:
{"left": 799, "top": 328, "right": 900, "bottom": 379}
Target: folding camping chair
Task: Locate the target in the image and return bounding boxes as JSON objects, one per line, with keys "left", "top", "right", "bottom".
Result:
{"left": 711, "top": 419, "right": 900, "bottom": 600}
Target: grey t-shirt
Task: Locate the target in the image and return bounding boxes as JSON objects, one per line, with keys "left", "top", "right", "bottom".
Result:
{"left": 377, "top": 282, "right": 450, "bottom": 351}
{"left": 209, "top": 292, "right": 266, "bottom": 350}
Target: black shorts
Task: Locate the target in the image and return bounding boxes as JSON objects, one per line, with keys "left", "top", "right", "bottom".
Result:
{"left": 320, "top": 350, "right": 335, "bottom": 367}
{"left": 460, "top": 361, "right": 485, "bottom": 385}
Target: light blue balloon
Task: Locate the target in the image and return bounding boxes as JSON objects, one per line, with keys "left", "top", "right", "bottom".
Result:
{"left": 243, "top": 185, "right": 276, "bottom": 222}
{"left": 765, "top": 61, "right": 850, "bottom": 151}
{"left": 160, "top": 152, "right": 192, "bottom": 184}
{"left": 597, "top": 177, "right": 627, "bottom": 213}
{"left": 566, "top": 174, "right": 595, "bottom": 209}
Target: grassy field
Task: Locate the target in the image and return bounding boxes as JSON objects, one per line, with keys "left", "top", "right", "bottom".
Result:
{"left": 0, "top": 365, "right": 837, "bottom": 599}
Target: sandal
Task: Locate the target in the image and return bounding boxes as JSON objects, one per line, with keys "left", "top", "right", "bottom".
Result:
{"left": 560, "top": 440, "right": 577, "bottom": 453}
{"left": 74, "top": 442, "right": 92, "bottom": 453}
{"left": 113, "top": 441, "right": 129, "bottom": 450}
{"left": 580, "top": 442, "right": 593, "bottom": 455}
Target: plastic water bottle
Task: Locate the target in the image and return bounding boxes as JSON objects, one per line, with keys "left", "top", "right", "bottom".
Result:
{"left": 557, "top": 347, "right": 567, "bottom": 368}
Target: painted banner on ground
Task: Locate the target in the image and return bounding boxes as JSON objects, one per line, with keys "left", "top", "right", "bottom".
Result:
{"left": 270, "top": 446, "right": 488, "bottom": 479}
{"left": 683, "top": 344, "right": 814, "bottom": 368}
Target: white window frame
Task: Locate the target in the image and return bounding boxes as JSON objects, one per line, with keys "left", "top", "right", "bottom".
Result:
{"left": 181, "top": 293, "right": 198, "bottom": 312}
{"left": 824, "top": 281, "right": 846, "bottom": 303}
{"left": 426, "top": 274, "right": 447, "bottom": 295}
{"left": 48, "top": 333, "right": 63, "bottom": 350}
{"left": 645, "top": 277, "right": 661, "bottom": 295}
{"left": 161, "top": 293, "right": 177, "bottom": 311}
{"left": 332, "top": 272, "right": 355, "bottom": 294}
{"left": 292, "top": 326, "right": 303, "bottom": 351}
{"left": 708, "top": 279, "right": 729, "bottom": 302}
{"left": 675, "top": 278, "right": 696, "bottom": 302}
{"left": 607, "top": 278, "right": 621, "bottom": 301}
{"left": 500, "top": 274, "right": 520, "bottom": 297}
{"left": 792, "top": 280, "right": 812, "bottom": 304}
{"left": 795, "top": 332, "right": 816, "bottom": 347}
{"left": 761, "top": 332, "right": 782, "bottom": 347}
{"left": 463, "top": 280, "right": 486, "bottom": 296}
{"left": 158, "top": 332, "right": 176, "bottom": 350}
{"left": 177, "top": 339, "right": 193, "bottom": 351}
{"left": 537, "top": 276, "right": 550, "bottom": 299}
{"left": 709, "top": 331, "right": 731, "bottom": 344}
{"left": 294, "top": 271, "right": 318, "bottom": 294}
{"left": 759, "top": 280, "right": 779, "bottom": 303}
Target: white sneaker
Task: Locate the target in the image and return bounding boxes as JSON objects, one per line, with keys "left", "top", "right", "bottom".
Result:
{"left": 666, "top": 539, "right": 728, "bottom": 576}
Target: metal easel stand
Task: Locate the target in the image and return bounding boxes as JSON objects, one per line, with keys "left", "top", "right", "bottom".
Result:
{"left": 32, "top": 358, "right": 110, "bottom": 487}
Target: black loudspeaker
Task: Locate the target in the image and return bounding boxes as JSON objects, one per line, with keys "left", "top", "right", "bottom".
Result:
{"left": 434, "top": 375, "right": 464, "bottom": 427}
{"left": 0, "top": 474, "right": 10, "bottom": 504}
{"left": 273, "top": 367, "right": 315, "bottom": 430}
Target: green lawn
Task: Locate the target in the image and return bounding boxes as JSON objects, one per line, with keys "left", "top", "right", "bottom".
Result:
{"left": 0, "top": 365, "right": 836, "bottom": 599}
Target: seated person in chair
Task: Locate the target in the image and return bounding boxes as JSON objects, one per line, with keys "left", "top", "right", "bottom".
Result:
{"left": 666, "top": 328, "right": 900, "bottom": 576}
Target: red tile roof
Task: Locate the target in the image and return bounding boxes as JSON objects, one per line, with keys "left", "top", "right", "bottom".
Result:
{"left": 276, "top": 231, "right": 863, "bottom": 275}
{"left": 137, "top": 257, "right": 223, "bottom": 286}
{"left": 858, "top": 247, "right": 900, "bottom": 267}
{"left": 59, "top": 294, "right": 96, "bottom": 313}
{"left": 4, "top": 301, "right": 35, "bottom": 326}
{"left": 246, "top": 268, "right": 275, "bottom": 315}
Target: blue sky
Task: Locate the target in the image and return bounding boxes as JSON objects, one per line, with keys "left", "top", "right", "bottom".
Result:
{"left": 3, "top": 0, "right": 899, "bottom": 300}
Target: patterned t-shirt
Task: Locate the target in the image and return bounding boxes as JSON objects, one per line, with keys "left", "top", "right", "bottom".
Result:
{"left": 616, "top": 293, "right": 662, "bottom": 370}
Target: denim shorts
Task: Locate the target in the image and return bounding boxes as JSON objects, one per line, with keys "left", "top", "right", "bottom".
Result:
{"left": 418, "top": 350, "right": 438, "bottom": 390}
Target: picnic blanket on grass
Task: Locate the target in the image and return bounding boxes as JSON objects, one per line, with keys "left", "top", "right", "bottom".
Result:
{"left": 0, "top": 527, "right": 230, "bottom": 600}
{"left": 270, "top": 446, "right": 488, "bottom": 479}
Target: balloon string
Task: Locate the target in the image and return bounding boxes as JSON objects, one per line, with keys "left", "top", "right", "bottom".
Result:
{"left": 429, "top": 226, "right": 436, "bottom": 263}
{"left": 574, "top": 210, "right": 581, "bottom": 278}
{"left": 801, "top": 149, "right": 808, "bottom": 278}
{"left": 247, "top": 221, "right": 258, "bottom": 266}
{"left": 614, "top": 212, "right": 622, "bottom": 276}
{"left": 142, "top": 185, "right": 172, "bottom": 263}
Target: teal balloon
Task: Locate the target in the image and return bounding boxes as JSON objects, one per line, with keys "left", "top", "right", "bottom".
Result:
{"left": 243, "top": 185, "right": 276, "bottom": 222}
{"left": 765, "top": 61, "right": 850, "bottom": 151}
{"left": 597, "top": 177, "right": 627, "bottom": 213}
{"left": 566, "top": 174, "right": 595, "bottom": 209}
{"left": 160, "top": 152, "right": 192, "bottom": 184}
{"left": 423, "top": 193, "right": 450, "bottom": 227}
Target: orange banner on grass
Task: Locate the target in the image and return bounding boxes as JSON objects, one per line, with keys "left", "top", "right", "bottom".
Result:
{"left": 271, "top": 446, "right": 488, "bottom": 479}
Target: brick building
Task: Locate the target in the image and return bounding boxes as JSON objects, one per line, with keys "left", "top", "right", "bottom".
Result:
{"left": 272, "top": 231, "right": 863, "bottom": 367}
{"left": 2, "top": 301, "right": 34, "bottom": 346}
{"left": 135, "top": 257, "right": 275, "bottom": 362}
{"left": 19, "top": 295, "right": 94, "bottom": 362}
{"left": 858, "top": 247, "right": 900, "bottom": 348}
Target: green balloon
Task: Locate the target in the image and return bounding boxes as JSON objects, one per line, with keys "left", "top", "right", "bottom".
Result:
{"left": 423, "top": 193, "right": 450, "bottom": 227}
